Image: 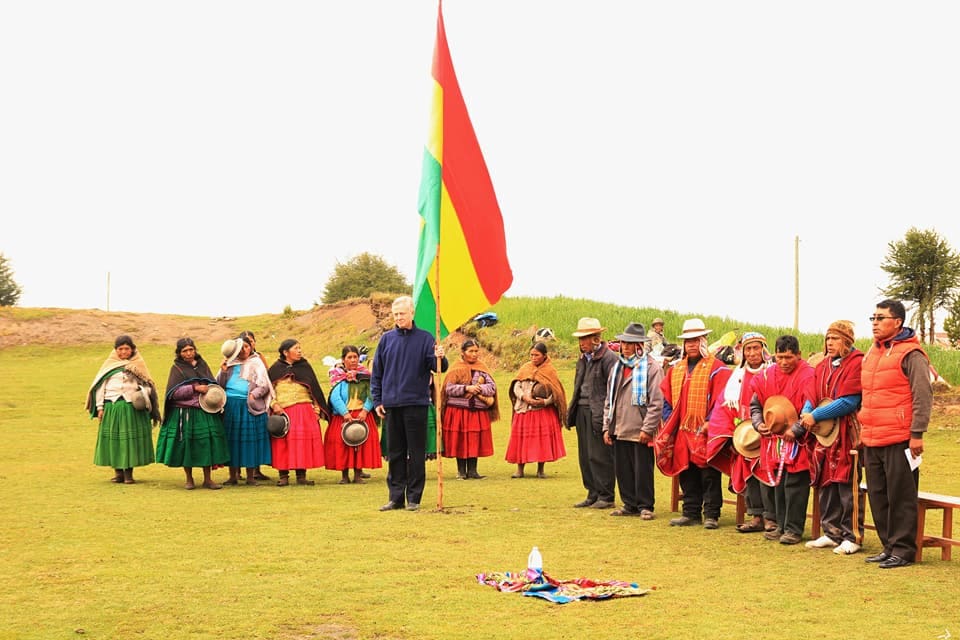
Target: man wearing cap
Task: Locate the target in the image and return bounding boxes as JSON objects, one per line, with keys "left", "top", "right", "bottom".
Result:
{"left": 749, "top": 335, "right": 816, "bottom": 545}
{"left": 655, "top": 318, "right": 732, "bottom": 529}
{"left": 567, "top": 318, "right": 619, "bottom": 509}
{"left": 706, "top": 331, "right": 775, "bottom": 533}
{"left": 799, "top": 320, "right": 865, "bottom": 555}
{"left": 371, "top": 295, "right": 448, "bottom": 513}
{"left": 602, "top": 323, "right": 664, "bottom": 518}
{"left": 858, "top": 299, "right": 932, "bottom": 569}
{"left": 646, "top": 318, "right": 666, "bottom": 356}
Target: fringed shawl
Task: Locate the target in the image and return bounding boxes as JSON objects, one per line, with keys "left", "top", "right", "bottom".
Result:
{"left": 85, "top": 349, "right": 159, "bottom": 422}
{"left": 441, "top": 359, "right": 500, "bottom": 422}
{"left": 510, "top": 356, "right": 567, "bottom": 427}
{"left": 268, "top": 357, "right": 330, "bottom": 420}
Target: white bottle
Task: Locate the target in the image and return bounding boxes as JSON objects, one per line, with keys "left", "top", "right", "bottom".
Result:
{"left": 527, "top": 546, "right": 543, "bottom": 577}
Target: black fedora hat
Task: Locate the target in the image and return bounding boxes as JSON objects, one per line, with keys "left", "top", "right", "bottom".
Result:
{"left": 615, "top": 322, "right": 650, "bottom": 343}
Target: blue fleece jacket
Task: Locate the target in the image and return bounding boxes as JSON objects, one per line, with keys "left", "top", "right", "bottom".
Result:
{"left": 370, "top": 322, "right": 448, "bottom": 408}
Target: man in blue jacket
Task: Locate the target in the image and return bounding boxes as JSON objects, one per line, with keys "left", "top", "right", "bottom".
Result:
{"left": 371, "top": 295, "right": 448, "bottom": 512}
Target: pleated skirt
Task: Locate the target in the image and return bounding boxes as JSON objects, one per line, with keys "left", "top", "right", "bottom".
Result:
{"left": 222, "top": 398, "right": 272, "bottom": 468}
{"left": 271, "top": 402, "right": 326, "bottom": 471}
{"left": 441, "top": 406, "right": 494, "bottom": 459}
{"left": 324, "top": 410, "right": 382, "bottom": 470}
{"left": 504, "top": 409, "right": 566, "bottom": 464}
{"left": 93, "top": 399, "right": 155, "bottom": 468}
{"left": 156, "top": 406, "right": 230, "bottom": 468}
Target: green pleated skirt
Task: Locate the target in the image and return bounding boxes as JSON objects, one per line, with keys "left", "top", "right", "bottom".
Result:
{"left": 156, "top": 406, "right": 231, "bottom": 468}
{"left": 93, "top": 399, "right": 155, "bottom": 468}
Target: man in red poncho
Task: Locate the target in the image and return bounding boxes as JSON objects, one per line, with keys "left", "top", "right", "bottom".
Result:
{"left": 799, "top": 320, "right": 865, "bottom": 555}
{"left": 706, "top": 331, "right": 774, "bottom": 533}
{"left": 655, "top": 318, "right": 732, "bottom": 529}
{"left": 749, "top": 334, "right": 815, "bottom": 545}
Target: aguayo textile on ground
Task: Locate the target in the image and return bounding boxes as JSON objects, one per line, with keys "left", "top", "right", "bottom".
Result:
{"left": 476, "top": 570, "right": 651, "bottom": 604}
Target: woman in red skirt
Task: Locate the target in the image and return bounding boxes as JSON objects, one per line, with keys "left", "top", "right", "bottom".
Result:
{"left": 440, "top": 339, "right": 499, "bottom": 479}
{"left": 267, "top": 339, "right": 329, "bottom": 486}
{"left": 325, "top": 345, "right": 382, "bottom": 484}
{"left": 505, "top": 342, "right": 567, "bottom": 478}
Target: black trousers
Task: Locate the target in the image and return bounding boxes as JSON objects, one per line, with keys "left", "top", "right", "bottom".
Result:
{"left": 574, "top": 405, "right": 615, "bottom": 503}
{"left": 744, "top": 475, "right": 765, "bottom": 517}
{"left": 774, "top": 470, "right": 810, "bottom": 536}
{"left": 385, "top": 405, "right": 428, "bottom": 506}
{"left": 613, "top": 439, "right": 655, "bottom": 512}
{"left": 679, "top": 464, "right": 723, "bottom": 520}
{"left": 819, "top": 467, "right": 866, "bottom": 544}
{"left": 865, "top": 441, "right": 919, "bottom": 560}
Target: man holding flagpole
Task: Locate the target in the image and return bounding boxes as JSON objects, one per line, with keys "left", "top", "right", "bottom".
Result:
{"left": 372, "top": 295, "right": 448, "bottom": 513}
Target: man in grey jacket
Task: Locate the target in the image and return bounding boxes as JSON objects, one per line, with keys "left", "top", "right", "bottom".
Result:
{"left": 603, "top": 323, "right": 665, "bottom": 518}
{"left": 567, "top": 318, "right": 619, "bottom": 508}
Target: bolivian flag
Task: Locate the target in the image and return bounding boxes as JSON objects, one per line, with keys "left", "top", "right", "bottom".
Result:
{"left": 413, "top": 3, "right": 513, "bottom": 338}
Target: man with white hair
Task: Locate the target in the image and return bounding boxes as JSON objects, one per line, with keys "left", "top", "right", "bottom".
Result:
{"left": 371, "top": 295, "right": 448, "bottom": 513}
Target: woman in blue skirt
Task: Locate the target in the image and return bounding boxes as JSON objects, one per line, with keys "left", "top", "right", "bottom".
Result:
{"left": 218, "top": 335, "right": 274, "bottom": 485}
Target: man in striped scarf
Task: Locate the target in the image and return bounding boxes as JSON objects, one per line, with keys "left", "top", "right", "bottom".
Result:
{"left": 602, "top": 323, "right": 665, "bottom": 518}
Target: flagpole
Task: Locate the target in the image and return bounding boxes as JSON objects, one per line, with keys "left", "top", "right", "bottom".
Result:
{"left": 434, "top": 245, "right": 444, "bottom": 511}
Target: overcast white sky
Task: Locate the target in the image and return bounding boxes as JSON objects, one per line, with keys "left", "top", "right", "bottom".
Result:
{"left": 2, "top": 1, "right": 958, "bottom": 337}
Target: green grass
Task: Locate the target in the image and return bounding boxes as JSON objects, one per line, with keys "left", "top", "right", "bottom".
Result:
{"left": 2, "top": 298, "right": 960, "bottom": 639}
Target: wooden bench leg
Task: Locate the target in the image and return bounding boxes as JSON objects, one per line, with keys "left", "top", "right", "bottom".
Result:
{"left": 943, "top": 507, "right": 953, "bottom": 561}
{"left": 916, "top": 505, "right": 927, "bottom": 563}
{"left": 736, "top": 493, "right": 746, "bottom": 526}
{"left": 810, "top": 487, "right": 821, "bottom": 540}
{"left": 671, "top": 476, "right": 680, "bottom": 513}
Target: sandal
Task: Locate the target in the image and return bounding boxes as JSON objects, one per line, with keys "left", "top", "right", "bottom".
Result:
{"left": 610, "top": 508, "right": 641, "bottom": 517}
{"left": 202, "top": 481, "right": 223, "bottom": 490}
{"left": 764, "top": 519, "right": 779, "bottom": 532}
{"left": 640, "top": 510, "right": 655, "bottom": 520}
{"left": 222, "top": 478, "right": 239, "bottom": 486}
{"left": 511, "top": 473, "right": 524, "bottom": 479}
{"left": 736, "top": 518, "right": 765, "bottom": 533}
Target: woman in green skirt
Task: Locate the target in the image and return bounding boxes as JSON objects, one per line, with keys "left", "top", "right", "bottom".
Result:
{"left": 85, "top": 335, "right": 160, "bottom": 484}
{"left": 156, "top": 338, "right": 230, "bottom": 490}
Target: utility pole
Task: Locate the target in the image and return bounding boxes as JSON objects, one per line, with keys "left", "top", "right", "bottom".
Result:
{"left": 794, "top": 236, "right": 799, "bottom": 332}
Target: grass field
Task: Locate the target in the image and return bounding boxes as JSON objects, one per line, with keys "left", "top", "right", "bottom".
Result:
{"left": 1, "top": 302, "right": 959, "bottom": 639}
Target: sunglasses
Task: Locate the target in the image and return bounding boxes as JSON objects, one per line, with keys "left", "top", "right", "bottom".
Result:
{"left": 868, "top": 315, "right": 897, "bottom": 322}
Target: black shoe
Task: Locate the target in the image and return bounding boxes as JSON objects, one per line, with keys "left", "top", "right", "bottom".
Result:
{"left": 670, "top": 516, "right": 701, "bottom": 527}
{"left": 406, "top": 503, "right": 420, "bottom": 512}
{"left": 573, "top": 499, "right": 596, "bottom": 508}
{"left": 878, "top": 555, "right": 913, "bottom": 569}
{"left": 865, "top": 551, "right": 891, "bottom": 563}
{"left": 466, "top": 472, "right": 485, "bottom": 480}
{"left": 378, "top": 501, "right": 404, "bottom": 512}
{"left": 591, "top": 500, "right": 615, "bottom": 509}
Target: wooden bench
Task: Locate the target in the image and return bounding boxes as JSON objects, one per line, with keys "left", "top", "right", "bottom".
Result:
{"left": 916, "top": 491, "right": 960, "bottom": 562}
{"left": 670, "top": 476, "right": 959, "bottom": 562}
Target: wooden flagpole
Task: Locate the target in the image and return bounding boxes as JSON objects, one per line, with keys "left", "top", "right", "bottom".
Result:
{"left": 434, "top": 244, "right": 444, "bottom": 510}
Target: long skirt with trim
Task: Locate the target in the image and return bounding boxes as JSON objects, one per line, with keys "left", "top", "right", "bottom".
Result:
{"left": 93, "top": 399, "right": 155, "bottom": 468}
{"left": 504, "top": 409, "right": 566, "bottom": 464}
{"left": 156, "top": 406, "right": 230, "bottom": 468}
{"left": 441, "top": 406, "right": 494, "bottom": 459}
{"left": 271, "top": 402, "right": 326, "bottom": 470}
{"left": 222, "top": 398, "right": 272, "bottom": 468}
{"left": 324, "top": 410, "right": 382, "bottom": 470}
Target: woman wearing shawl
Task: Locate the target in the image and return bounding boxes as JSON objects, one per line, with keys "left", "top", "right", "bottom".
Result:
{"left": 240, "top": 329, "right": 273, "bottom": 482}
{"left": 440, "top": 339, "right": 498, "bottom": 480}
{"left": 218, "top": 335, "right": 274, "bottom": 485}
{"left": 156, "top": 338, "right": 230, "bottom": 490}
{"left": 505, "top": 342, "right": 567, "bottom": 479}
{"left": 267, "top": 339, "right": 329, "bottom": 486}
{"left": 325, "top": 345, "right": 383, "bottom": 484}
{"left": 85, "top": 335, "right": 160, "bottom": 484}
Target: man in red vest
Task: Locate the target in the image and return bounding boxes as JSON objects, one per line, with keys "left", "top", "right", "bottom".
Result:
{"left": 860, "top": 299, "right": 932, "bottom": 569}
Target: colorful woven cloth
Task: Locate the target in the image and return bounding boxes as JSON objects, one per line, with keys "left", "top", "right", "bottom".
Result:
{"left": 476, "top": 570, "right": 651, "bottom": 604}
